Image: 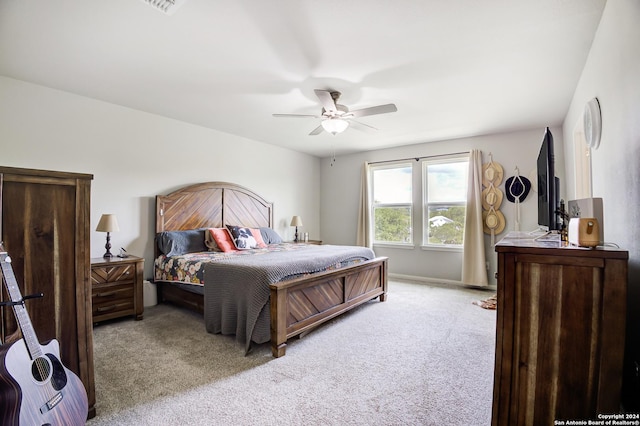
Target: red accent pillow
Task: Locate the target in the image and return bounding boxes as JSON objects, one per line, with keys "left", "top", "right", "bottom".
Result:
{"left": 250, "top": 228, "right": 267, "bottom": 248}
{"left": 208, "top": 228, "right": 238, "bottom": 253}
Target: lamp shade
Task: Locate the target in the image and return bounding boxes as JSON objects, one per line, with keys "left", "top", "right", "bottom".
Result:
{"left": 321, "top": 118, "right": 349, "bottom": 135}
{"left": 290, "top": 216, "right": 303, "bottom": 227}
{"left": 96, "top": 214, "right": 120, "bottom": 233}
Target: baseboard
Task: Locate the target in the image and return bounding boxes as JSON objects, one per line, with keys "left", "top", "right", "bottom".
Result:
{"left": 388, "top": 273, "right": 496, "bottom": 291}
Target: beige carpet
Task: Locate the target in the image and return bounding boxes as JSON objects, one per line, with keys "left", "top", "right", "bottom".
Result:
{"left": 87, "top": 281, "right": 496, "bottom": 426}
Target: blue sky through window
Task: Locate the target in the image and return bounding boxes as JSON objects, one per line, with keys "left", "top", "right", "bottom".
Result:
{"left": 427, "top": 162, "right": 468, "bottom": 202}
{"left": 373, "top": 166, "right": 412, "bottom": 203}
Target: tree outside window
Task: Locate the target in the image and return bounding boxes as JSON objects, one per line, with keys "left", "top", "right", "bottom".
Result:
{"left": 371, "top": 164, "right": 412, "bottom": 244}
{"left": 423, "top": 159, "right": 468, "bottom": 246}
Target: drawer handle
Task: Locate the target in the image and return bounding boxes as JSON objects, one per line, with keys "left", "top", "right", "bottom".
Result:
{"left": 96, "top": 291, "right": 116, "bottom": 298}
{"left": 97, "top": 305, "right": 116, "bottom": 312}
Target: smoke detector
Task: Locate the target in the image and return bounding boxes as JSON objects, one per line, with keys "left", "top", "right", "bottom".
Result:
{"left": 139, "top": 0, "right": 188, "bottom": 15}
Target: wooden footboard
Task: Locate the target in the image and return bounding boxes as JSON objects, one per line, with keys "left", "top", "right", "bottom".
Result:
{"left": 156, "top": 256, "right": 388, "bottom": 357}
{"left": 269, "top": 256, "right": 388, "bottom": 357}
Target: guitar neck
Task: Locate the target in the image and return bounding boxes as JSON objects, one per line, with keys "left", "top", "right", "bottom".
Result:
{"left": 0, "top": 245, "right": 43, "bottom": 360}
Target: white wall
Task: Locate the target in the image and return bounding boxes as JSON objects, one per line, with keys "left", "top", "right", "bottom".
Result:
{"left": 561, "top": 0, "right": 640, "bottom": 409}
{"left": 320, "top": 127, "right": 565, "bottom": 285}
{"left": 0, "top": 76, "right": 321, "bottom": 278}
{"left": 563, "top": 0, "right": 640, "bottom": 252}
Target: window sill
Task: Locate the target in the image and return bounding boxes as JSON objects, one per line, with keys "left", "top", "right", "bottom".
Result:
{"left": 373, "top": 243, "right": 415, "bottom": 250}
{"left": 372, "top": 243, "right": 464, "bottom": 252}
{"left": 420, "top": 244, "right": 463, "bottom": 253}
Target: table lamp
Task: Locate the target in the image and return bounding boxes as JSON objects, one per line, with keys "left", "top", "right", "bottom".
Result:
{"left": 96, "top": 214, "right": 120, "bottom": 258}
{"left": 290, "top": 216, "right": 303, "bottom": 242}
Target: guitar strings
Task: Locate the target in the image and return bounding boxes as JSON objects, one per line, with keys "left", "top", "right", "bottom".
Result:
{"left": 2, "top": 257, "right": 57, "bottom": 399}
{"left": 17, "top": 302, "right": 55, "bottom": 397}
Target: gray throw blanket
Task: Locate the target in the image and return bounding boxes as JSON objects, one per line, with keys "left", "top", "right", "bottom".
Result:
{"left": 203, "top": 244, "right": 375, "bottom": 353}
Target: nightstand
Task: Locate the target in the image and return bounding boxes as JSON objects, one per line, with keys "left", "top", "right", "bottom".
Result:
{"left": 290, "top": 240, "right": 322, "bottom": 245}
{"left": 90, "top": 255, "right": 144, "bottom": 323}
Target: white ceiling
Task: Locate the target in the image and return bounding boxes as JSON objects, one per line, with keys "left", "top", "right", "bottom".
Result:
{"left": 0, "top": 0, "right": 606, "bottom": 158}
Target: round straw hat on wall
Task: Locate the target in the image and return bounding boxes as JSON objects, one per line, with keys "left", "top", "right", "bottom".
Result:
{"left": 481, "top": 154, "right": 506, "bottom": 243}
{"left": 482, "top": 186, "right": 504, "bottom": 211}
{"left": 483, "top": 208, "right": 506, "bottom": 235}
{"left": 482, "top": 161, "right": 504, "bottom": 188}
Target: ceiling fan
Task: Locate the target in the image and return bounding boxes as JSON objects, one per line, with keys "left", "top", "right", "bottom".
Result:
{"left": 273, "top": 89, "right": 398, "bottom": 135}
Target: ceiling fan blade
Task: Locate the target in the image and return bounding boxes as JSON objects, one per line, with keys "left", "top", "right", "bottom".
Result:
{"left": 273, "top": 113, "right": 319, "bottom": 118}
{"left": 314, "top": 89, "right": 337, "bottom": 113}
{"left": 348, "top": 103, "right": 397, "bottom": 118}
{"left": 309, "top": 125, "right": 324, "bottom": 135}
{"left": 349, "top": 120, "right": 378, "bottom": 133}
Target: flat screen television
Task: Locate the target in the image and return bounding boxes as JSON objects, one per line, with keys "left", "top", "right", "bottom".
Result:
{"left": 537, "top": 127, "right": 560, "bottom": 231}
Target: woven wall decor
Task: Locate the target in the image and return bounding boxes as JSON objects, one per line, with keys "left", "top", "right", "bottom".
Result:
{"left": 482, "top": 154, "right": 505, "bottom": 244}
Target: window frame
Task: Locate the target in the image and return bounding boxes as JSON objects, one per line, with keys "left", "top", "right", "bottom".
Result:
{"left": 370, "top": 162, "right": 414, "bottom": 246}
{"left": 421, "top": 155, "right": 469, "bottom": 249}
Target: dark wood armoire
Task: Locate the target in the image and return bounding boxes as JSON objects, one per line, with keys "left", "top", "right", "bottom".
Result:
{"left": 0, "top": 166, "right": 95, "bottom": 418}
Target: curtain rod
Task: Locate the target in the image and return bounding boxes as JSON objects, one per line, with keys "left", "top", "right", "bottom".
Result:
{"left": 367, "top": 151, "right": 470, "bottom": 165}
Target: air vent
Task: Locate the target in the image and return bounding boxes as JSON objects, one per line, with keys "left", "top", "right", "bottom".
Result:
{"left": 139, "top": 0, "right": 187, "bottom": 15}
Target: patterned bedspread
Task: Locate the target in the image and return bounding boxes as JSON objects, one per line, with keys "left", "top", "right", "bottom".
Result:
{"left": 154, "top": 243, "right": 313, "bottom": 285}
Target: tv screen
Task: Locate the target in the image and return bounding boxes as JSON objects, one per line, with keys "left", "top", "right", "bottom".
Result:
{"left": 537, "top": 127, "right": 559, "bottom": 231}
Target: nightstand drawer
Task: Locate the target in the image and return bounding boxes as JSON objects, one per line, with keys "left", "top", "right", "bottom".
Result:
{"left": 92, "top": 282, "right": 133, "bottom": 302}
{"left": 91, "top": 264, "right": 135, "bottom": 285}
{"left": 92, "top": 283, "right": 135, "bottom": 321}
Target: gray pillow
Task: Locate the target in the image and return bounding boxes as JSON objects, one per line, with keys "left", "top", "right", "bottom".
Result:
{"left": 259, "top": 227, "right": 283, "bottom": 244}
{"left": 157, "top": 229, "right": 207, "bottom": 256}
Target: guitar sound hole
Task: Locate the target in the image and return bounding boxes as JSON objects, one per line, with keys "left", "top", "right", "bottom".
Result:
{"left": 47, "top": 353, "right": 68, "bottom": 391}
{"left": 31, "top": 356, "right": 52, "bottom": 382}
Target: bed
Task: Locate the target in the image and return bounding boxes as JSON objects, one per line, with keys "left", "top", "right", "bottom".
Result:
{"left": 154, "top": 181, "right": 388, "bottom": 357}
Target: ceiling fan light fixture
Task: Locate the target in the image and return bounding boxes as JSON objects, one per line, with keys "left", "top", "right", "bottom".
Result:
{"left": 321, "top": 118, "right": 349, "bottom": 135}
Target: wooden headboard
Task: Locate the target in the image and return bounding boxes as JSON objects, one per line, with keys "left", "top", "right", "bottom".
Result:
{"left": 155, "top": 182, "right": 273, "bottom": 233}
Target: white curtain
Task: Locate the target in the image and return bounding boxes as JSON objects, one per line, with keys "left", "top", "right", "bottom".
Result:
{"left": 356, "top": 162, "right": 372, "bottom": 248}
{"left": 461, "top": 150, "right": 488, "bottom": 287}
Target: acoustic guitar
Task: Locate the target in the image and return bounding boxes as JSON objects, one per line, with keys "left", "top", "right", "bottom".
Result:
{"left": 0, "top": 243, "right": 88, "bottom": 426}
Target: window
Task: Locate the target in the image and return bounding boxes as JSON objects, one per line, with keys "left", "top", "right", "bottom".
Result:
{"left": 371, "top": 163, "right": 413, "bottom": 244}
{"left": 423, "top": 157, "right": 468, "bottom": 246}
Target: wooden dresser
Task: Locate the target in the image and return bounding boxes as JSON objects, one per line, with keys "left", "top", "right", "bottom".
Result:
{"left": 492, "top": 234, "right": 628, "bottom": 425}
{"left": 91, "top": 256, "right": 144, "bottom": 323}
{"left": 0, "top": 166, "right": 96, "bottom": 418}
